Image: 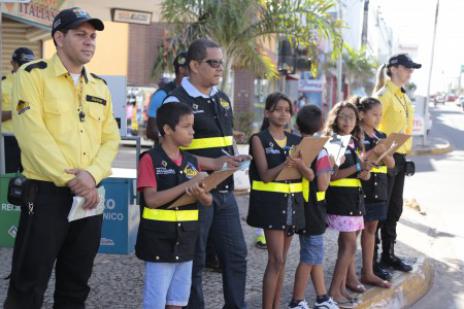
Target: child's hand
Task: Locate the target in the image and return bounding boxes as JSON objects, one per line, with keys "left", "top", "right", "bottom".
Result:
{"left": 285, "top": 156, "right": 296, "bottom": 168}
{"left": 361, "top": 160, "right": 374, "bottom": 171}
{"left": 358, "top": 170, "right": 370, "bottom": 180}
{"left": 185, "top": 182, "right": 206, "bottom": 197}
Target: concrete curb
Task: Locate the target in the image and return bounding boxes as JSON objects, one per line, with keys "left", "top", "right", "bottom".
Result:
{"left": 356, "top": 256, "right": 434, "bottom": 309}
{"left": 409, "top": 138, "right": 452, "bottom": 156}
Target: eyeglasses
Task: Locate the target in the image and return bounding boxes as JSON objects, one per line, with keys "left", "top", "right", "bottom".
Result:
{"left": 202, "top": 59, "right": 224, "bottom": 68}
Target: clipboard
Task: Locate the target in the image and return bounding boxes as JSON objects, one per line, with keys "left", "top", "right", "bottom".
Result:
{"left": 324, "top": 134, "right": 352, "bottom": 167}
{"left": 168, "top": 168, "right": 238, "bottom": 208}
{"left": 275, "top": 136, "right": 330, "bottom": 181}
{"left": 367, "top": 133, "right": 411, "bottom": 164}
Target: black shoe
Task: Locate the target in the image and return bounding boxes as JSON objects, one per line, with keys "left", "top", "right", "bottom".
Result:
{"left": 374, "top": 263, "right": 393, "bottom": 280}
{"left": 382, "top": 255, "right": 413, "bottom": 272}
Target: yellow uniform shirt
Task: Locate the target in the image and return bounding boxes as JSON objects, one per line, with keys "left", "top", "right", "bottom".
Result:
{"left": 12, "top": 53, "right": 121, "bottom": 186}
{"left": 1, "top": 73, "right": 13, "bottom": 133}
{"left": 375, "top": 80, "right": 414, "bottom": 154}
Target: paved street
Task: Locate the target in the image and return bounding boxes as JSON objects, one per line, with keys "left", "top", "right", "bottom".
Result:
{"left": 406, "top": 103, "right": 464, "bottom": 309}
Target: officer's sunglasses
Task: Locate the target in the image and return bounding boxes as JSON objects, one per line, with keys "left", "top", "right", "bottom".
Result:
{"left": 202, "top": 59, "right": 224, "bottom": 69}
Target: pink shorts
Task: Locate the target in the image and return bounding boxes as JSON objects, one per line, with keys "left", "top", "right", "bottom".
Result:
{"left": 327, "top": 214, "right": 364, "bottom": 232}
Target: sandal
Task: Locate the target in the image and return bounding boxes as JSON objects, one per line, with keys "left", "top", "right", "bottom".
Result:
{"left": 346, "top": 283, "right": 367, "bottom": 293}
{"left": 334, "top": 298, "right": 355, "bottom": 309}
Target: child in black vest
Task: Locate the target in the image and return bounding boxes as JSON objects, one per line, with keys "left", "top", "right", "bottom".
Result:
{"left": 289, "top": 105, "right": 338, "bottom": 309}
{"left": 354, "top": 96, "right": 394, "bottom": 289}
{"left": 248, "top": 92, "right": 314, "bottom": 309}
{"left": 324, "top": 101, "right": 372, "bottom": 308}
{"left": 136, "top": 103, "right": 212, "bottom": 309}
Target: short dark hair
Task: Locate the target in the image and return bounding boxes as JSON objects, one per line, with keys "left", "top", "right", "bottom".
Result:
{"left": 156, "top": 102, "right": 193, "bottom": 136}
{"left": 297, "top": 104, "right": 323, "bottom": 135}
{"left": 187, "top": 39, "right": 220, "bottom": 64}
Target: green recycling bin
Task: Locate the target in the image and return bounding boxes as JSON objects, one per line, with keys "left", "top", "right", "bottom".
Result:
{"left": 0, "top": 173, "right": 21, "bottom": 247}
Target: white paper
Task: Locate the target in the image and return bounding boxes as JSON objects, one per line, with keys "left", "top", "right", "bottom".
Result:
{"left": 67, "top": 186, "right": 106, "bottom": 222}
{"left": 324, "top": 134, "right": 352, "bottom": 166}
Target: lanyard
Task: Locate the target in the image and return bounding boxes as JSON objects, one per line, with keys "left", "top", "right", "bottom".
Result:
{"left": 393, "top": 93, "right": 409, "bottom": 119}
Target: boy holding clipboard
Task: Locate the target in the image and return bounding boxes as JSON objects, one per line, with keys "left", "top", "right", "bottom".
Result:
{"left": 136, "top": 102, "right": 212, "bottom": 309}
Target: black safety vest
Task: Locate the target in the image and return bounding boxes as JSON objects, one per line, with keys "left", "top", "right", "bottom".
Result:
{"left": 247, "top": 129, "right": 304, "bottom": 232}
{"left": 299, "top": 158, "right": 327, "bottom": 236}
{"left": 326, "top": 139, "right": 365, "bottom": 216}
{"left": 167, "top": 86, "right": 234, "bottom": 190}
{"left": 135, "top": 146, "right": 200, "bottom": 263}
{"left": 362, "top": 130, "right": 388, "bottom": 203}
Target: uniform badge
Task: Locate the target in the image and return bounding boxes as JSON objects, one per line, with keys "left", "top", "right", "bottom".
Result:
{"left": 192, "top": 104, "right": 198, "bottom": 110}
{"left": 219, "top": 99, "right": 230, "bottom": 109}
{"left": 183, "top": 162, "right": 199, "bottom": 179}
{"left": 269, "top": 142, "right": 274, "bottom": 148}
{"left": 161, "top": 160, "right": 168, "bottom": 168}
{"left": 16, "top": 100, "right": 30, "bottom": 115}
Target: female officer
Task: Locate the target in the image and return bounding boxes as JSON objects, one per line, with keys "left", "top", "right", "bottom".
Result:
{"left": 373, "top": 54, "right": 421, "bottom": 274}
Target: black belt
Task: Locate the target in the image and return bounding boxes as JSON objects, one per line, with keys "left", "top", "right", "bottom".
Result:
{"left": 28, "top": 179, "right": 72, "bottom": 196}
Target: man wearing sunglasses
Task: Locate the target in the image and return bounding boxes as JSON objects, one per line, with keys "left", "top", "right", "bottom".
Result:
{"left": 164, "top": 38, "right": 247, "bottom": 309}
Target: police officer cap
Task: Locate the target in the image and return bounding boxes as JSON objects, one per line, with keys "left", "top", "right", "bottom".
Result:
{"left": 12, "top": 47, "right": 35, "bottom": 65}
{"left": 173, "top": 52, "right": 188, "bottom": 69}
{"left": 387, "top": 54, "right": 421, "bottom": 69}
{"left": 52, "top": 7, "right": 104, "bottom": 36}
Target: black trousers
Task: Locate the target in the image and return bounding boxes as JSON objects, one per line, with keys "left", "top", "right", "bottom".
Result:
{"left": 4, "top": 135, "right": 22, "bottom": 173}
{"left": 4, "top": 181, "right": 102, "bottom": 309}
{"left": 380, "top": 153, "right": 406, "bottom": 245}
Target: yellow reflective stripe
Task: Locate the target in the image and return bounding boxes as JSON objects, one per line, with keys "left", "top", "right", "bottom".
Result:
{"left": 330, "top": 178, "right": 361, "bottom": 187}
{"left": 317, "top": 191, "right": 326, "bottom": 201}
{"left": 142, "top": 208, "right": 198, "bottom": 222}
{"left": 371, "top": 166, "right": 387, "bottom": 174}
{"left": 302, "top": 178, "right": 309, "bottom": 202}
{"left": 180, "top": 136, "right": 233, "bottom": 150}
{"left": 252, "top": 181, "right": 302, "bottom": 193}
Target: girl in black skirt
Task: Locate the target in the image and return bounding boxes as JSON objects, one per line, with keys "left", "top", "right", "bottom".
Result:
{"left": 248, "top": 92, "right": 314, "bottom": 309}
{"left": 354, "top": 96, "right": 395, "bottom": 289}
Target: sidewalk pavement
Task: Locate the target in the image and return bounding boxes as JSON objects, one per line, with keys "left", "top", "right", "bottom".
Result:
{"left": 0, "top": 194, "right": 433, "bottom": 309}
{"left": 409, "top": 136, "right": 452, "bottom": 156}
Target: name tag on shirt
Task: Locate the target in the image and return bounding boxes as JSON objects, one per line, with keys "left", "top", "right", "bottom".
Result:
{"left": 86, "top": 95, "right": 107, "bottom": 106}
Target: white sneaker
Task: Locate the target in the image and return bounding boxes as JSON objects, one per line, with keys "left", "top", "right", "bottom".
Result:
{"left": 289, "top": 300, "right": 310, "bottom": 309}
{"left": 314, "top": 297, "right": 339, "bottom": 309}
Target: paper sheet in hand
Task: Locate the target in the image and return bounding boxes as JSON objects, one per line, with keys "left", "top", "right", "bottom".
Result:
{"left": 367, "top": 133, "right": 411, "bottom": 164}
{"left": 168, "top": 168, "right": 238, "bottom": 208}
{"left": 275, "top": 136, "right": 330, "bottom": 181}
{"left": 67, "top": 186, "right": 105, "bottom": 222}
{"left": 324, "top": 134, "right": 352, "bottom": 167}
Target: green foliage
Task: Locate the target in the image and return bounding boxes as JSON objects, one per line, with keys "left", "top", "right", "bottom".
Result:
{"left": 342, "top": 44, "right": 379, "bottom": 94}
{"left": 234, "top": 111, "right": 255, "bottom": 142}
{"left": 153, "top": 0, "right": 344, "bottom": 89}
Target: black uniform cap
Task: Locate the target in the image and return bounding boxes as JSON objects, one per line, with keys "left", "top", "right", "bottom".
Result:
{"left": 52, "top": 7, "right": 104, "bottom": 36}
{"left": 173, "top": 52, "right": 188, "bottom": 70}
{"left": 12, "top": 47, "right": 35, "bottom": 65}
{"left": 388, "top": 54, "right": 421, "bottom": 69}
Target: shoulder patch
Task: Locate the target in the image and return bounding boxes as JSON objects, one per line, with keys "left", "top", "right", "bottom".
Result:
{"left": 24, "top": 61, "right": 47, "bottom": 73}
{"left": 91, "top": 73, "right": 107, "bottom": 85}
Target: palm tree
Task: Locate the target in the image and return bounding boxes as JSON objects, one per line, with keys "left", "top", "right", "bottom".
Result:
{"left": 342, "top": 44, "right": 378, "bottom": 95}
{"left": 153, "top": 0, "right": 344, "bottom": 91}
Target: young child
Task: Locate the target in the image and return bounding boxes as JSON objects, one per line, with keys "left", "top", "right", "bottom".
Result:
{"left": 135, "top": 102, "right": 213, "bottom": 309}
{"left": 354, "top": 96, "right": 395, "bottom": 288}
{"left": 289, "top": 105, "right": 339, "bottom": 309}
{"left": 324, "top": 101, "right": 371, "bottom": 309}
{"left": 247, "top": 92, "right": 313, "bottom": 309}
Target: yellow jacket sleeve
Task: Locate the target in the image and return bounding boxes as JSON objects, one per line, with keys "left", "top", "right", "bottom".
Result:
{"left": 85, "top": 87, "right": 120, "bottom": 184}
{"left": 12, "top": 69, "right": 74, "bottom": 186}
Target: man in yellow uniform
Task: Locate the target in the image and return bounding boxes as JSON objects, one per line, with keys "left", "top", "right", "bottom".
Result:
{"left": 373, "top": 54, "right": 421, "bottom": 275}
{"left": 1, "top": 48, "right": 35, "bottom": 172}
{"left": 4, "top": 8, "right": 120, "bottom": 309}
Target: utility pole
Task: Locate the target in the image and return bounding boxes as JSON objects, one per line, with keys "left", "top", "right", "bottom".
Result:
{"left": 336, "top": 0, "right": 343, "bottom": 103}
{"left": 424, "top": 0, "right": 439, "bottom": 145}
